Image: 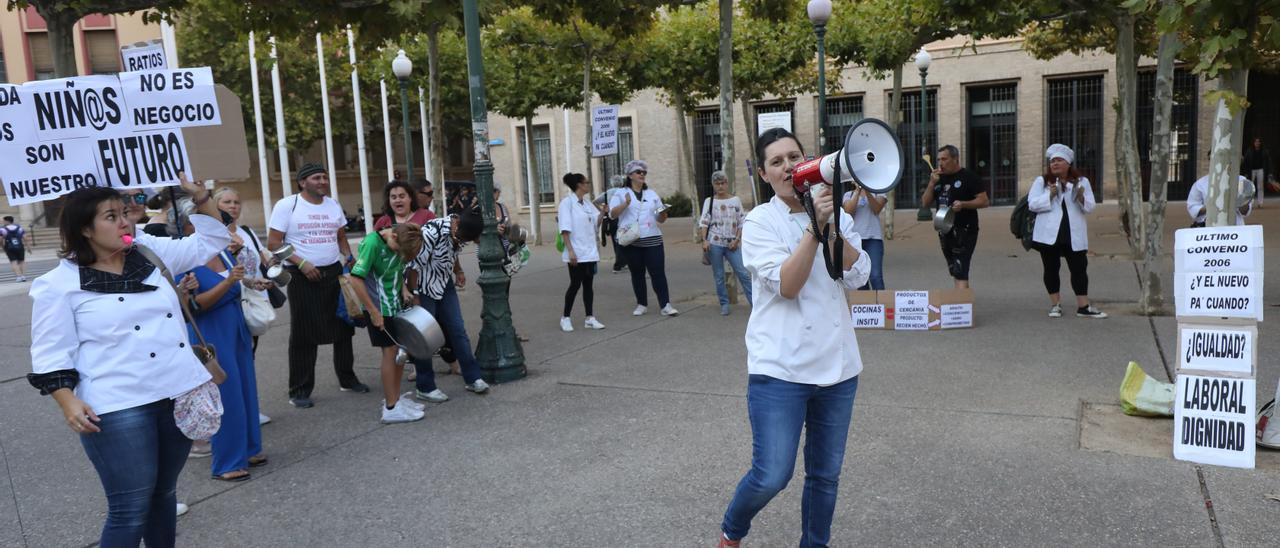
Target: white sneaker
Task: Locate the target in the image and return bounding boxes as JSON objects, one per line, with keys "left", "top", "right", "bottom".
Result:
{"left": 1048, "top": 304, "right": 1062, "bottom": 318}
{"left": 633, "top": 305, "right": 647, "bottom": 316}
{"left": 380, "top": 400, "right": 425, "bottom": 424}
{"left": 560, "top": 317, "right": 574, "bottom": 332}
{"left": 384, "top": 393, "right": 426, "bottom": 411}
{"left": 258, "top": 413, "right": 271, "bottom": 425}
{"left": 415, "top": 389, "right": 449, "bottom": 403}
{"left": 465, "top": 379, "right": 490, "bottom": 394}
{"left": 584, "top": 317, "right": 606, "bottom": 330}
{"left": 660, "top": 304, "right": 680, "bottom": 316}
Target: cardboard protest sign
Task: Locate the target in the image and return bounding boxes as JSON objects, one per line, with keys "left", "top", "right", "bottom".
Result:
{"left": 844, "top": 288, "right": 974, "bottom": 331}
{"left": 119, "top": 67, "right": 221, "bottom": 131}
{"left": 1174, "top": 271, "right": 1264, "bottom": 321}
{"left": 1174, "top": 225, "right": 1263, "bottom": 274}
{"left": 0, "top": 84, "right": 106, "bottom": 206}
{"left": 120, "top": 40, "right": 168, "bottom": 72}
{"left": 95, "top": 128, "right": 193, "bottom": 189}
{"left": 848, "top": 292, "right": 885, "bottom": 329}
{"left": 24, "top": 75, "right": 132, "bottom": 141}
{"left": 893, "top": 290, "right": 930, "bottom": 330}
{"left": 1177, "top": 322, "right": 1256, "bottom": 377}
{"left": 591, "top": 105, "right": 618, "bottom": 157}
{"left": 181, "top": 85, "right": 249, "bottom": 182}
{"left": 1173, "top": 374, "right": 1255, "bottom": 469}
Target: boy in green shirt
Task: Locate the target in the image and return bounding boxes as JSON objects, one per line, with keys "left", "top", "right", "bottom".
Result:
{"left": 349, "top": 223, "right": 425, "bottom": 424}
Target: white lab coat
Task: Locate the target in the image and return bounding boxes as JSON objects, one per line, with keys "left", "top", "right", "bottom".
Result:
{"left": 1186, "top": 175, "right": 1252, "bottom": 226}
{"left": 1028, "top": 176, "right": 1096, "bottom": 251}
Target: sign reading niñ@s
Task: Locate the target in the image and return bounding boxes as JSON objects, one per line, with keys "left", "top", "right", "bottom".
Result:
{"left": 119, "top": 68, "right": 221, "bottom": 131}
{"left": 24, "top": 75, "right": 132, "bottom": 141}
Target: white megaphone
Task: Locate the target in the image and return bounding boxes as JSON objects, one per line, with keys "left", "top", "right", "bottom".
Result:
{"left": 790, "top": 118, "right": 904, "bottom": 195}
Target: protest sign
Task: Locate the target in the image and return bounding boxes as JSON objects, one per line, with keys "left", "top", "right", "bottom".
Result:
{"left": 24, "top": 75, "right": 132, "bottom": 141}
{"left": 0, "top": 84, "right": 105, "bottom": 206}
{"left": 757, "top": 111, "right": 791, "bottom": 135}
{"left": 1174, "top": 225, "right": 1263, "bottom": 274}
{"left": 1173, "top": 374, "right": 1255, "bottom": 469}
{"left": 591, "top": 105, "right": 618, "bottom": 157}
{"left": 120, "top": 40, "right": 168, "bottom": 72}
{"left": 95, "top": 128, "right": 193, "bottom": 189}
{"left": 1177, "top": 322, "right": 1256, "bottom": 377}
{"left": 119, "top": 67, "right": 221, "bottom": 131}
{"left": 1174, "top": 271, "right": 1264, "bottom": 321}
{"left": 850, "top": 304, "right": 885, "bottom": 329}
{"left": 894, "top": 290, "right": 929, "bottom": 330}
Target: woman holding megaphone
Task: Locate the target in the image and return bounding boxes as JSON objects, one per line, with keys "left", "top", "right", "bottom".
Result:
{"left": 718, "top": 128, "right": 871, "bottom": 547}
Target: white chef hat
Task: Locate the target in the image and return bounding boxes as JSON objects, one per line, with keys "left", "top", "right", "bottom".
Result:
{"left": 1045, "top": 143, "right": 1074, "bottom": 165}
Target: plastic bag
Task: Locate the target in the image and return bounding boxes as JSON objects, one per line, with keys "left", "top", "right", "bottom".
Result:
{"left": 1119, "top": 361, "right": 1174, "bottom": 417}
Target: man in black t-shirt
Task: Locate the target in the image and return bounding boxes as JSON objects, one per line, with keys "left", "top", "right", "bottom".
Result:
{"left": 920, "top": 145, "right": 989, "bottom": 288}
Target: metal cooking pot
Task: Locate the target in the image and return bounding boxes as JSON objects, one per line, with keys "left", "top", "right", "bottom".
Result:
{"left": 270, "top": 244, "right": 294, "bottom": 264}
{"left": 1238, "top": 179, "right": 1257, "bottom": 207}
{"left": 933, "top": 206, "right": 956, "bottom": 233}
{"left": 385, "top": 305, "right": 446, "bottom": 359}
{"left": 266, "top": 264, "right": 292, "bottom": 286}
{"left": 506, "top": 223, "right": 528, "bottom": 248}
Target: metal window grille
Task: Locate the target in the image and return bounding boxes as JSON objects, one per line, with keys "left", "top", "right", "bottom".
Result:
{"left": 1046, "top": 76, "right": 1104, "bottom": 200}
{"left": 1136, "top": 69, "right": 1198, "bottom": 201}
{"left": 968, "top": 85, "right": 1018, "bottom": 205}
{"left": 600, "top": 118, "right": 635, "bottom": 184}
{"left": 693, "top": 109, "right": 722, "bottom": 203}
{"left": 895, "top": 89, "right": 937, "bottom": 209}
{"left": 0, "top": 46, "right": 7, "bottom": 83}
{"left": 822, "top": 96, "right": 864, "bottom": 155}
{"left": 517, "top": 125, "right": 555, "bottom": 205}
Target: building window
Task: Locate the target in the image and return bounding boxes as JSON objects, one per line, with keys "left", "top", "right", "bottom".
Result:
{"left": 517, "top": 124, "right": 554, "bottom": 205}
{"left": 754, "top": 101, "right": 794, "bottom": 137}
{"left": 822, "top": 96, "right": 864, "bottom": 154}
{"left": 600, "top": 117, "right": 634, "bottom": 185}
{"left": 692, "top": 108, "right": 722, "bottom": 203}
{"left": 1136, "top": 68, "right": 1198, "bottom": 201}
{"left": 895, "top": 88, "right": 937, "bottom": 209}
{"left": 0, "top": 45, "right": 8, "bottom": 83}
{"left": 84, "top": 29, "right": 119, "bottom": 74}
{"left": 27, "top": 33, "right": 55, "bottom": 80}
{"left": 1046, "top": 75, "right": 1105, "bottom": 200}
{"left": 968, "top": 84, "right": 1018, "bottom": 206}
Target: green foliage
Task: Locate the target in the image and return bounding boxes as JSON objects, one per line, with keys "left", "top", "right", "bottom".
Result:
{"left": 733, "top": 0, "right": 818, "bottom": 101}
{"left": 482, "top": 7, "right": 585, "bottom": 119}
{"left": 662, "top": 191, "right": 693, "bottom": 217}
{"left": 641, "top": 2, "right": 720, "bottom": 110}
{"left": 1149, "top": 0, "right": 1280, "bottom": 111}
{"left": 363, "top": 31, "right": 472, "bottom": 139}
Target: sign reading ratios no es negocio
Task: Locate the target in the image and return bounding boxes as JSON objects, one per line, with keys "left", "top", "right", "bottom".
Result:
{"left": 0, "top": 66, "right": 221, "bottom": 206}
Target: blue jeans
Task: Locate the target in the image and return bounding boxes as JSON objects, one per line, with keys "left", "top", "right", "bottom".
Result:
{"left": 859, "top": 238, "right": 885, "bottom": 290}
{"left": 79, "top": 399, "right": 192, "bottom": 548}
{"left": 709, "top": 244, "right": 752, "bottom": 306}
{"left": 722, "top": 374, "right": 860, "bottom": 547}
{"left": 413, "top": 281, "right": 482, "bottom": 391}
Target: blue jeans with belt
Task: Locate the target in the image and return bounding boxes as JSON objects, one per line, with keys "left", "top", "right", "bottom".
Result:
{"left": 412, "top": 281, "right": 483, "bottom": 391}
{"left": 722, "top": 374, "right": 859, "bottom": 547}
{"left": 79, "top": 399, "right": 192, "bottom": 548}
{"left": 709, "top": 244, "right": 752, "bottom": 306}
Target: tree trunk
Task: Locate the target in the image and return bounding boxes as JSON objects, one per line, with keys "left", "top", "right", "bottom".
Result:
{"left": 1115, "top": 13, "right": 1143, "bottom": 258}
{"left": 883, "top": 66, "right": 904, "bottom": 239}
{"left": 675, "top": 98, "right": 701, "bottom": 241}
{"left": 582, "top": 48, "right": 599, "bottom": 196}
{"left": 1139, "top": 26, "right": 1183, "bottom": 315}
{"left": 39, "top": 8, "right": 79, "bottom": 78}
{"left": 718, "top": 0, "right": 736, "bottom": 197}
{"left": 1206, "top": 68, "right": 1250, "bottom": 227}
{"left": 523, "top": 116, "right": 543, "bottom": 245}
{"left": 740, "top": 98, "right": 757, "bottom": 201}
{"left": 427, "top": 24, "right": 447, "bottom": 215}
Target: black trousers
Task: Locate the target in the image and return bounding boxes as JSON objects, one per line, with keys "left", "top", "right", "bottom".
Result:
{"left": 625, "top": 244, "right": 671, "bottom": 307}
{"left": 1036, "top": 243, "right": 1089, "bottom": 296}
{"left": 564, "top": 262, "right": 597, "bottom": 317}
{"left": 939, "top": 226, "right": 978, "bottom": 281}
{"left": 286, "top": 263, "right": 358, "bottom": 398}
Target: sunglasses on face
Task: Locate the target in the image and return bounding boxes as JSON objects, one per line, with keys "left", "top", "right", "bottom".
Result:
{"left": 124, "top": 193, "right": 146, "bottom": 205}
{"left": 633, "top": 171, "right": 647, "bottom": 176}
{"left": 420, "top": 191, "right": 434, "bottom": 198}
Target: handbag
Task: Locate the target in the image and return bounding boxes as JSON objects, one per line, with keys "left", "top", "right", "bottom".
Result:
{"left": 242, "top": 284, "right": 276, "bottom": 336}
{"left": 616, "top": 221, "right": 641, "bottom": 246}
{"left": 134, "top": 245, "right": 227, "bottom": 385}
{"left": 337, "top": 273, "right": 369, "bottom": 327}
{"left": 242, "top": 225, "right": 287, "bottom": 309}
{"left": 172, "top": 379, "right": 223, "bottom": 441}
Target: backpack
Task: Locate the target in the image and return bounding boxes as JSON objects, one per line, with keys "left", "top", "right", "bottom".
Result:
{"left": 2, "top": 225, "right": 22, "bottom": 251}
{"left": 1009, "top": 196, "right": 1035, "bottom": 251}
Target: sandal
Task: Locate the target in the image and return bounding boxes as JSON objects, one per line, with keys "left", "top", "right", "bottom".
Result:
{"left": 248, "top": 455, "right": 268, "bottom": 468}
{"left": 211, "top": 470, "right": 250, "bottom": 482}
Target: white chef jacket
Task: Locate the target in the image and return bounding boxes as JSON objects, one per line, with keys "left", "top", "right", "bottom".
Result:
{"left": 558, "top": 195, "right": 601, "bottom": 263}
{"left": 1187, "top": 175, "right": 1253, "bottom": 226}
{"left": 1028, "top": 176, "right": 1097, "bottom": 251}
{"left": 608, "top": 187, "right": 664, "bottom": 239}
{"left": 29, "top": 214, "right": 231, "bottom": 415}
{"left": 742, "top": 196, "right": 870, "bottom": 386}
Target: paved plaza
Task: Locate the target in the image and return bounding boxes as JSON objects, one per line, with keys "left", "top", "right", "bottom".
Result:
{"left": 1, "top": 205, "right": 1278, "bottom": 547}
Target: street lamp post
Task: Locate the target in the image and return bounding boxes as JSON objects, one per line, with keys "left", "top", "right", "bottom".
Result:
{"left": 461, "top": 0, "right": 526, "bottom": 383}
{"left": 392, "top": 50, "right": 415, "bottom": 181}
{"left": 914, "top": 48, "right": 933, "bottom": 222}
{"left": 808, "top": 0, "right": 832, "bottom": 153}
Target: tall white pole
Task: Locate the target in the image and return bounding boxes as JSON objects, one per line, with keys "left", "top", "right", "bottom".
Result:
{"left": 380, "top": 79, "right": 394, "bottom": 182}
{"left": 418, "top": 88, "right": 434, "bottom": 214}
{"left": 563, "top": 109, "right": 572, "bottom": 174}
{"left": 249, "top": 33, "right": 272, "bottom": 226}
{"left": 523, "top": 125, "right": 540, "bottom": 243}
{"left": 268, "top": 36, "right": 291, "bottom": 197}
{"left": 160, "top": 19, "right": 178, "bottom": 69}
{"left": 317, "top": 32, "right": 338, "bottom": 200}
{"left": 347, "top": 26, "right": 374, "bottom": 235}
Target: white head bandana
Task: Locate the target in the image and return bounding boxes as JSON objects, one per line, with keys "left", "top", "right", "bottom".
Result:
{"left": 1045, "top": 143, "right": 1074, "bottom": 165}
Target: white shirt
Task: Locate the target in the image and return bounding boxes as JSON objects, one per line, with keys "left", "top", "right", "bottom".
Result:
{"left": 235, "top": 225, "right": 268, "bottom": 298}
{"left": 29, "top": 214, "right": 231, "bottom": 415}
{"left": 268, "top": 194, "right": 346, "bottom": 266}
{"left": 699, "top": 195, "right": 747, "bottom": 247}
{"left": 558, "top": 195, "right": 601, "bottom": 263}
{"left": 742, "top": 197, "right": 870, "bottom": 386}
{"left": 609, "top": 187, "right": 664, "bottom": 239}
{"left": 1187, "top": 175, "right": 1253, "bottom": 226}
{"left": 1028, "top": 176, "right": 1097, "bottom": 251}
{"left": 841, "top": 190, "right": 885, "bottom": 240}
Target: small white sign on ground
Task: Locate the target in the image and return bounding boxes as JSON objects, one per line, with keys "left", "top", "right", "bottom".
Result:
{"left": 941, "top": 303, "right": 973, "bottom": 329}
{"left": 850, "top": 304, "right": 885, "bottom": 329}
{"left": 1173, "top": 374, "right": 1255, "bottom": 469}
{"left": 591, "top": 105, "right": 618, "bottom": 157}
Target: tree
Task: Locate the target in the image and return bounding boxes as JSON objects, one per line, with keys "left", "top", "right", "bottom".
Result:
{"left": 6, "top": 1, "right": 187, "bottom": 78}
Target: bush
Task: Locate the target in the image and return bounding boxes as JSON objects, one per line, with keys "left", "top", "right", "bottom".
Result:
{"left": 662, "top": 191, "right": 693, "bottom": 217}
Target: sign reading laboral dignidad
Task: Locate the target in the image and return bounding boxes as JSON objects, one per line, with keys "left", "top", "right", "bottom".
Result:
{"left": 0, "top": 69, "right": 224, "bottom": 206}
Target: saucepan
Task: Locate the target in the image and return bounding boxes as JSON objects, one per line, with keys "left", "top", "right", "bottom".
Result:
{"left": 1238, "top": 179, "right": 1257, "bottom": 208}
{"left": 265, "top": 264, "right": 292, "bottom": 286}
{"left": 270, "top": 244, "right": 295, "bottom": 264}
{"left": 506, "top": 223, "right": 528, "bottom": 248}
{"left": 933, "top": 206, "right": 956, "bottom": 233}
{"left": 385, "top": 305, "right": 446, "bottom": 359}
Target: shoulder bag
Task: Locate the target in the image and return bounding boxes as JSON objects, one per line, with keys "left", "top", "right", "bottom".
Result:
{"left": 242, "top": 225, "right": 287, "bottom": 308}
{"left": 223, "top": 249, "right": 276, "bottom": 336}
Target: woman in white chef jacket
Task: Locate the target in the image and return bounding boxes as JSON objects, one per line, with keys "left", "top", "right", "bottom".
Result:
{"left": 1028, "top": 144, "right": 1107, "bottom": 319}
{"left": 27, "top": 180, "right": 231, "bottom": 547}
{"left": 608, "top": 159, "right": 679, "bottom": 317}
{"left": 718, "top": 128, "right": 870, "bottom": 548}
{"left": 558, "top": 172, "right": 606, "bottom": 332}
